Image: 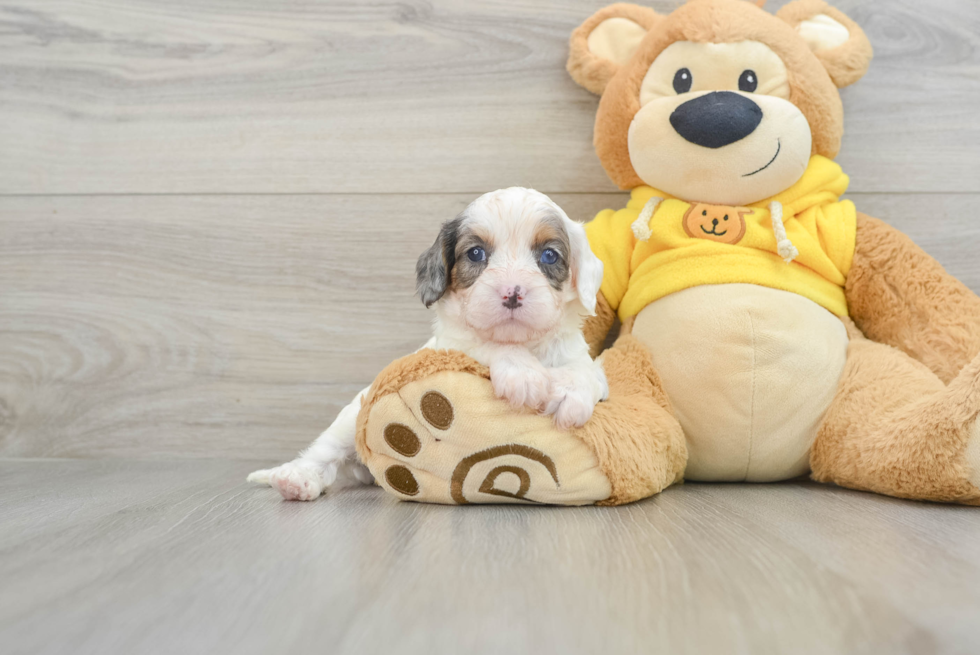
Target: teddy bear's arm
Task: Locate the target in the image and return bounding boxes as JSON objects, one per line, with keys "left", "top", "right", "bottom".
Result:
{"left": 845, "top": 213, "right": 980, "bottom": 384}
{"left": 581, "top": 204, "right": 644, "bottom": 359}
{"left": 583, "top": 291, "right": 616, "bottom": 359}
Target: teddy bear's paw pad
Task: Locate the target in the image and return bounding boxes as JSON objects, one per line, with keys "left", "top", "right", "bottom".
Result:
{"left": 419, "top": 391, "right": 453, "bottom": 429}
{"left": 383, "top": 464, "right": 420, "bottom": 496}
{"left": 383, "top": 423, "right": 422, "bottom": 457}
{"left": 362, "top": 371, "right": 612, "bottom": 505}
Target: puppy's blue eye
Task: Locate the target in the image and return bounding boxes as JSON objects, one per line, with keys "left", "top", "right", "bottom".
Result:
{"left": 467, "top": 247, "right": 486, "bottom": 262}
{"left": 540, "top": 248, "right": 559, "bottom": 265}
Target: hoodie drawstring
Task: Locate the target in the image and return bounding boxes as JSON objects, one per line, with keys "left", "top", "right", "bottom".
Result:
{"left": 631, "top": 196, "right": 663, "bottom": 242}
{"left": 769, "top": 200, "right": 799, "bottom": 263}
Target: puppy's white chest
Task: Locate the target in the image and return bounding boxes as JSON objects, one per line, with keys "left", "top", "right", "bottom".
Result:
{"left": 631, "top": 283, "right": 849, "bottom": 482}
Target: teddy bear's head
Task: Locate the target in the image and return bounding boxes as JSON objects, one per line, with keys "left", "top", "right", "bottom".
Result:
{"left": 567, "top": 0, "right": 872, "bottom": 205}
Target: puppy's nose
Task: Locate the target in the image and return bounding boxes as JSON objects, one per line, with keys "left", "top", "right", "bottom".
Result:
{"left": 670, "top": 91, "right": 762, "bottom": 149}
{"left": 712, "top": 218, "right": 719, "bottom": 226}
{"left": 502, "top": 285, "right": 523, "bottom": 309}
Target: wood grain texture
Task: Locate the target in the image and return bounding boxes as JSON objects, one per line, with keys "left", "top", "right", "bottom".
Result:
{"left": 1, "top": 0, "right": 978, "bottom": 195}
{"left": 2, "top": 2, "right": 979, "bottom": 653}
{"left": 0, "top": 458, "right": 978, "bottom": 655}
{"left": 0, "top": 193, "right": 617, "bottom": 459}
{"left": 3, "top": 193, "right": 979, "bottom": 460}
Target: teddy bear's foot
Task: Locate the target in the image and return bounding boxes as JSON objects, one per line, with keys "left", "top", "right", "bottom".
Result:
{"left": 966, "top": 420, "right": 980, "bottom": 492}
{"left": 358, "top": 364, "right": 611, "bottom": 505}
{"left": 954, "top": 359, "right": 980, "bottom": 494}
{"left": 355, "top": 337, "right": 687, "bottom": 506}
{"left": 812, "top": 320, "right": 980, "bottom": 505}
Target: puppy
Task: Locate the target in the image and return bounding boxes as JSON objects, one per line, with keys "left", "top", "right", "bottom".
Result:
{"left": 248, "top": 187, "right": 607, "bottom": 501}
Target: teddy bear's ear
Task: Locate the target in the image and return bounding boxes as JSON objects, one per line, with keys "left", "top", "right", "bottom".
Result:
{"left": 567, "top": 3, "right": 662, "bottom": 95}
{"left": 776, "top": 0, "right": 873, "bottom": 88}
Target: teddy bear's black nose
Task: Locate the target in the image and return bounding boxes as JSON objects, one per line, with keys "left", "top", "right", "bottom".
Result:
{"left": 670, "top": 91, "right": 763, "bottom": 149}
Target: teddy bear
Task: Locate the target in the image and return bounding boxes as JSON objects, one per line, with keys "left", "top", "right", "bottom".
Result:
{"left": 352, "top": 0, "right": 980, "bottom": 506}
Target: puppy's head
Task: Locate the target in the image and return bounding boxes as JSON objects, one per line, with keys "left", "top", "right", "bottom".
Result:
{"left": 416, "top": 188, "right": 603, "bottom": 344}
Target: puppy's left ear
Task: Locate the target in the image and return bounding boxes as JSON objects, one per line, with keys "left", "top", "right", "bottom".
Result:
{"left": 415, "top": 217, "right": 460, "bottom": 308}
{"left": 564, "top": 216, "right": 604, "bottom": 316}
{"left": 777, "top": 0, "right": 873, "bottom": 88}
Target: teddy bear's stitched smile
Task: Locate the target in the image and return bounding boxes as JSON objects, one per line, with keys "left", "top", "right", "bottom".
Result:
{"left": 743, "top": 139, "right": 782, "bottom": 177}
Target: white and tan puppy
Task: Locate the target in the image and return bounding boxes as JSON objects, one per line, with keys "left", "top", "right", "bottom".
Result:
{"left": 248, "top": 187, "right": 607, "bottom": 501}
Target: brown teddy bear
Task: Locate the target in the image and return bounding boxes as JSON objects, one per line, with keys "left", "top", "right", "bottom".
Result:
{"left": 353, "top": 0, "right": 980, "bottom": 506}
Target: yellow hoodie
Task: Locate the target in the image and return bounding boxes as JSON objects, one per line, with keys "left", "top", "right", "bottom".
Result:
{"left": 586, "top": 155, "right": 856, "bottom": 319}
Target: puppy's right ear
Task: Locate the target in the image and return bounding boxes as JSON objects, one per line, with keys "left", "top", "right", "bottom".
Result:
{"left": 415, "top": 217, "right": 460, "bottom": 308}
{"left": 567, "top": 3, "right": 661, "bottom": 95}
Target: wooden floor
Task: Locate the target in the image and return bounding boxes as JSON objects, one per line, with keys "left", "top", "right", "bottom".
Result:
{"left": 2, "top": 0, "right": 980, "bottom": 653}
{"left": 3, "top": 459, "right": 980, "bottom": 655}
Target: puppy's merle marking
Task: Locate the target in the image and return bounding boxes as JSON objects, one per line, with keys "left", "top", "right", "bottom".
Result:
{"left": 416, "top": 215, "right": 462, "bottom": 308}
{"left": 533, "top": 212, "right": 571, "bottom": 290}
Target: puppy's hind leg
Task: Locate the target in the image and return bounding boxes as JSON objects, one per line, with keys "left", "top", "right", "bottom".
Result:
{"left": 247, "top": 387, "right": 374, "bottom": 501}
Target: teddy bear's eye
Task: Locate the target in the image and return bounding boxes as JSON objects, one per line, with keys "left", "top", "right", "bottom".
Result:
{"left": 673, "top": 68, "right": 693, "bottom": 94}
{"left": 739, "top": 70, "right": 758, "bottom": 93}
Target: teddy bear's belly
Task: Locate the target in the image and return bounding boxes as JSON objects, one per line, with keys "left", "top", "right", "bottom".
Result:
{"left": 630, "top": 283, "right": 849, "bottom": 482}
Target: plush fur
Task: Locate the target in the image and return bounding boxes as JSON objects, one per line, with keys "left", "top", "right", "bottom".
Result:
{"left": 577, "top": 335, "right": 687, "bottom": 505}
{"left": 584, "top": 291, "right": 617, "bottom": 358}
{"left": 567, "top": 3, "right": 663, "bottom": 95}
{"left": 560, "top": 0, "right": 979, "bottom": 505}
{"left": 811, "top": 319, "right": 980, "bottom": 505}
{"left": 846, "top": 213, "right": 980, "bottom": 385}
{"left": 775, "top": 0, "right": 874, "bottom": 88}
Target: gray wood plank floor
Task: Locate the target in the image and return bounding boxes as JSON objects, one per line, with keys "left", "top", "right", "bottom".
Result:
{"left": 2, "top": 0, "right": 980, "bottom": 653}
{"left": 1, "top": 459, "right": 979, "bottom": 655}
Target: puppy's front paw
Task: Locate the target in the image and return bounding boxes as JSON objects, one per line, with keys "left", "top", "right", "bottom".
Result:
{"left": 545, "top": 385, "right": 596, "bottom": 429}
{"left": 268, "top": 460, "right": 329, "bottom": 501}
{"left": 544, "top": 367, "right": 602, "bottom": 429}
{"left": 491, "top": 361, "right": 551, "bottom": 411}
